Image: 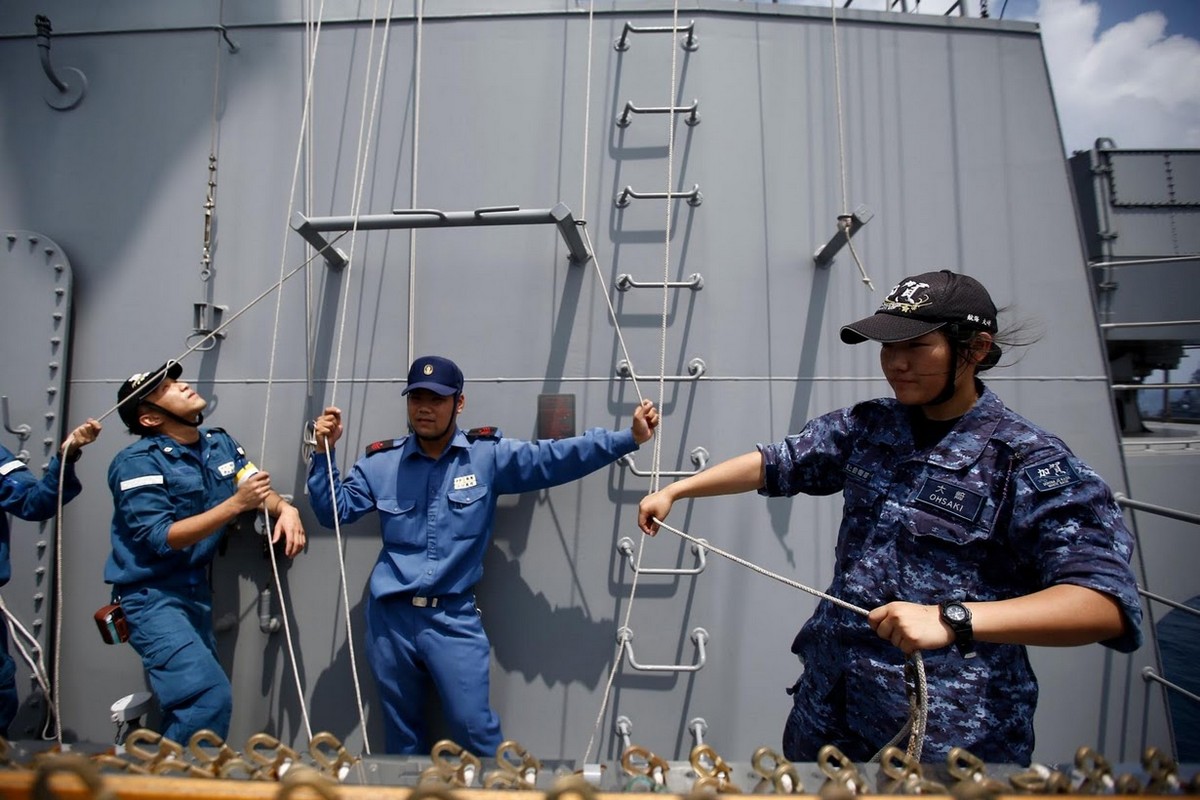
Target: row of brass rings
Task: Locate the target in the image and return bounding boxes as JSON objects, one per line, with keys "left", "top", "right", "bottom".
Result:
{"left": 620, "top": 744, "right": 669, "bottom": 792}
{"left": 1009, "top": 763, "right": 1073, "bottom": 794}
{"left": 690, "top": 743, "right": 740, "bottom": 793}
{"left": 32, "top": 753, "right": 117, "bottom": 800}
{"left": 751, "top": 746, "right": 803, "bottom": 794}
{"left": 1073, "top": 746, "right": 1116, "bottom": 794}
{"left": 878, "top": 746, "right": 947, "bottom": 795}
{"left": 420, "top": 739, "right": 482, "bottom": 787}
{"left": 309, "top": 731, "right": 360, "bottom": 780}
{"left": 483, "top": 739, "right": 541, "bottom": 789}
{"left": 817, "top": 744, "right": 865, "bottom": 795}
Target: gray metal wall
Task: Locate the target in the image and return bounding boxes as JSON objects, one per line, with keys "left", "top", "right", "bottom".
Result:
{"left": 0, "top": 1, "right": 1169, "bottom": 764}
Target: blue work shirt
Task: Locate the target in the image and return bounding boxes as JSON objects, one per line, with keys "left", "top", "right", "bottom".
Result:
{"left": 761, "top": 384, "right": 1142, "bottom": 761}
{"left": 307, "top": 426, "right": 639, "bottom": 598}
{"left": 105, "top": 428, "right": 250, "bottom": 588}
{"left": 0, "top": 445, "right": 81, "bottom": 586}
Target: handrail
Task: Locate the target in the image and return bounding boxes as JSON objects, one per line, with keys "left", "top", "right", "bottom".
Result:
{"left": 1100, "top": 320, "right": 1200, "bottom": 329}
{"left": 619, "top": 447, "right": 708, "bottom": 477}
{"left": 615, "top": 273, "right": 703, "bottom": 292}
{"left": 1138, "top": 588, "right": 1200, "bottom": 619}
{"left": 618, "top": 627, "right": 708, "bottom": 673}
{"left": 615, "top": 358, "right": 706, "bottom": 382}
{"left": 1111, "top": 383, "right": 1200, "bottom": 391}
{"left": 615, "top": 185, "right": 702, "bottom": 208}
{"left": 1142, "top": 667, "right": 1200, "bottom": 706}
{"left": 616, "top": 536, "right": 707, "bottom": 576}
{"left": 292, "top": 203, "right": 591, "bottom": 269}
{"left": 1114, "top": 492, "right": 1200, "bottom": 526}
{"left": 617, "top": 100, "right": 700, "bottom": 128}
{"left": 614, "top": 20, "right": 699, "bottom": 52}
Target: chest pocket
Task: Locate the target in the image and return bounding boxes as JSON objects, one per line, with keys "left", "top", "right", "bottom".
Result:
{"left": 165, "top": 466, "right": 206, "bottom": 516}
{"left": 903, "top": 475, "right": 994, "bottom": 547}
{"left": 447, "top": 484, "right": 489, "bottom": 539}
{"left": 375, "top": 497, "right": 420, "bottom": 548}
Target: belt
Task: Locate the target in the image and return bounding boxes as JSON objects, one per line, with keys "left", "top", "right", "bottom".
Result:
{"left": 398, "top": 592, "right": 469, "bottom": 609}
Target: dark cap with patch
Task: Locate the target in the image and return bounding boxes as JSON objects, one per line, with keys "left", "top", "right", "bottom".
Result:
{"left": 840, "top": 269, "right": 998, "bottom": 345}
{"left": 402, "top": 356, "right": 463, "bottom": 397}
{"left": 117, "top": 361, "right": 183, "bottom": 434}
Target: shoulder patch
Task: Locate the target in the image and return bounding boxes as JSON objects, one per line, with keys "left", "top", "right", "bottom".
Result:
{"left": 1024, "top": 457, "right": 1081, "bottom": 492}
{"left": 365, "top": 439, "right": 401, "bottom": 456}
{"left": 466, "top": 426, "right": 500, "bottom": 442}
{"left": 1, "top": 459, "right": 28, "bottom": 477}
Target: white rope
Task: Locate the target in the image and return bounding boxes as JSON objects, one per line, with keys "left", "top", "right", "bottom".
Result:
{"left": 0, "top": 595, "right": 57, "bottom": 740}
{"left": 829, "top": 1, "right": 874, "bottom": 291}
{"left": 654, "top": 516, "right": 928, "bottom": 759}
{"left": 311, "top": 0, "right": 401, "bottom": 757}
{"left": 48, "top": 454, "right": 68, "bottom": 744}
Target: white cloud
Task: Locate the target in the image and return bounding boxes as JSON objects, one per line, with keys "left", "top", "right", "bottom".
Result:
{"left": 1037, "top": 0, "right": 1200, "bottom": 152}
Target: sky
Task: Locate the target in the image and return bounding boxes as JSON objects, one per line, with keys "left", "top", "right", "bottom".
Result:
{"left": 786, "top": 0, "right": 1200, "bottom": 154}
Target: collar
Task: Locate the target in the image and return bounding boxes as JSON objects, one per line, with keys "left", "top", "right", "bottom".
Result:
{"left": 912, "top": 383, "right": 1004, "bottom": 470}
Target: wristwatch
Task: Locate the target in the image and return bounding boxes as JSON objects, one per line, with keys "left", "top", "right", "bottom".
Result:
{"left": 939, "top": 600, "right": 976, "bottom": 659}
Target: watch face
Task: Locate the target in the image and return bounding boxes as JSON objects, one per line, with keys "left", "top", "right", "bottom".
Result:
{"left": 945, "top": 604, "right": 966, "bottom": 622}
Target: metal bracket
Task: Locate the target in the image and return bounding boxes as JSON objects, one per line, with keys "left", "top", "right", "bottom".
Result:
{"left": 291, "top": 203, "right": 591, "bottom": 270}
{"left": 615, "top": 20, "right": 699, "bottom": 52}
{"left": 615, "top": 357, "right": 706, "bottom": 382}
{"left": 618, "top": 626, "right": 709, "bottom": 673}
{"left": 616, "top": 273, "right": 703, "bottom": 292}
{"left": 617, "top": 100, "right": 700, "bottom": 128}
{"left": 813, "top": 204, "right": 873, "bottom": 267}
{"left": 617, "top": 536, "right": 708, "bottom": 576}
{"left": 619, "top": 446, "right": 708, "bottom": 477}
{"left": 616, "top": 185, "right": 702, "bottom": 208}
{"left": 1, "top": 395, "right": 32, "bottom": 442}
{"left": 190, "top": 303, "right": 228, "bottom": 349}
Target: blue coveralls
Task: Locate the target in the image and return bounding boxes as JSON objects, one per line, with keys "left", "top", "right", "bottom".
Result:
{"left": 105, "top": 427, "right": 250, "bottom": 743}
{"left": 760, "top": 385, "right": 1143, "bottom": 764}
{"left": 0, "top": 445, "right": 81, "bottom": 736}
{"left": 307, "top": 425, "right": 639, "bottom": 755}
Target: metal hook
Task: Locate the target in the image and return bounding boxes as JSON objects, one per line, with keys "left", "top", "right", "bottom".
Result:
{"left": 1, "top": 396, "right": 32, "bottom": 440}
{"left": 34, "top": 16, "right": 87, "bottom": 111}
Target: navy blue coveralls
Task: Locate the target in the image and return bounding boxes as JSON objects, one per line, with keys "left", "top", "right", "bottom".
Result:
{"left": 308, "top": 425, "right": 639, "bottom": 755}
{"left": 105, "top": 427, "right": 250, "bottom": 743}
{"left": 0, "top": 444, "right": 81, "bottom": 736}
{"left": 760, "top": 385, "right": 1143, "bottom": 764}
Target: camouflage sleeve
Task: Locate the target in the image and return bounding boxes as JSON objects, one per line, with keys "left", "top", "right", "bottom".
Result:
{"left": 1011, "top": 448, "right": 1143, "bottom": 652}
{"left": 757, "top": 407, "right": 855, "bottom": 498}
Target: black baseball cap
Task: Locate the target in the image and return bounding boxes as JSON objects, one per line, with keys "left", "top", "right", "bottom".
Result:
{"left": 840, "top": 270, "right": 998, "bottom": 344}
{"left": 117, "top": 361, "right": 182, "bottom": 433}
{"left": 402, "top": 356, "right": 464, "bottom": 396}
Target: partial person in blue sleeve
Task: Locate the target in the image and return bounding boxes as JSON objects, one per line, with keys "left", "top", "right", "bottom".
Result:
{"left": 0, "top": 418, "right": 101, "bottom": 736}
{"left": 638, "top": 270, "right": 1142, "bottom": 765}
{"left": 308, "top": 355, "right": 660, "bottom": 755}
{"left": 105, "top": 361, "right": 306, "bottom": 743}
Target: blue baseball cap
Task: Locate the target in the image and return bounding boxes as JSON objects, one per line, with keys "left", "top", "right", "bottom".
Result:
{"left": 402, "top": 356, "right": 463, "bottom": 396}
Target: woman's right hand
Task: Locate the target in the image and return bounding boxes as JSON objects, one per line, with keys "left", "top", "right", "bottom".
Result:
{"left": 638, "top": 491, "right": 674, "bottom": 536}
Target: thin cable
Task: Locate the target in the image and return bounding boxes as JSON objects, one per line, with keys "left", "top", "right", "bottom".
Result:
{"left": 831, "top": 0, "right": 849, "bottom": 218}
{"left": 48, "top": 453, "right": 68, "bottom": 744}
{"left": 311, "top": 0, "right": 399, "bottom": 756}
{"left": 578, "top": 1, "right": 596, "bottom": 218}
{"left": 406, "top": 0, "right": 426, "bottom": 367}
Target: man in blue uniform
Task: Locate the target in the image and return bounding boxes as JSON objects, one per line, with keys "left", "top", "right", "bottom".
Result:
{"left": 0, "top": 418, "right": 101, "bottom": 736}
{"left": 308, "top": 355, "right": 660, "bottom": 755}
{"left": 639, "top": 270, "right": 1142, "bottom": 764}
{"left": 105, "top": 361, "right": 306, "bottom": 743}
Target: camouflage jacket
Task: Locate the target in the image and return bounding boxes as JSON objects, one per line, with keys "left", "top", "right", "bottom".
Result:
{"left": 759, "top": 384, "right": 1142, "bottom": 762}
